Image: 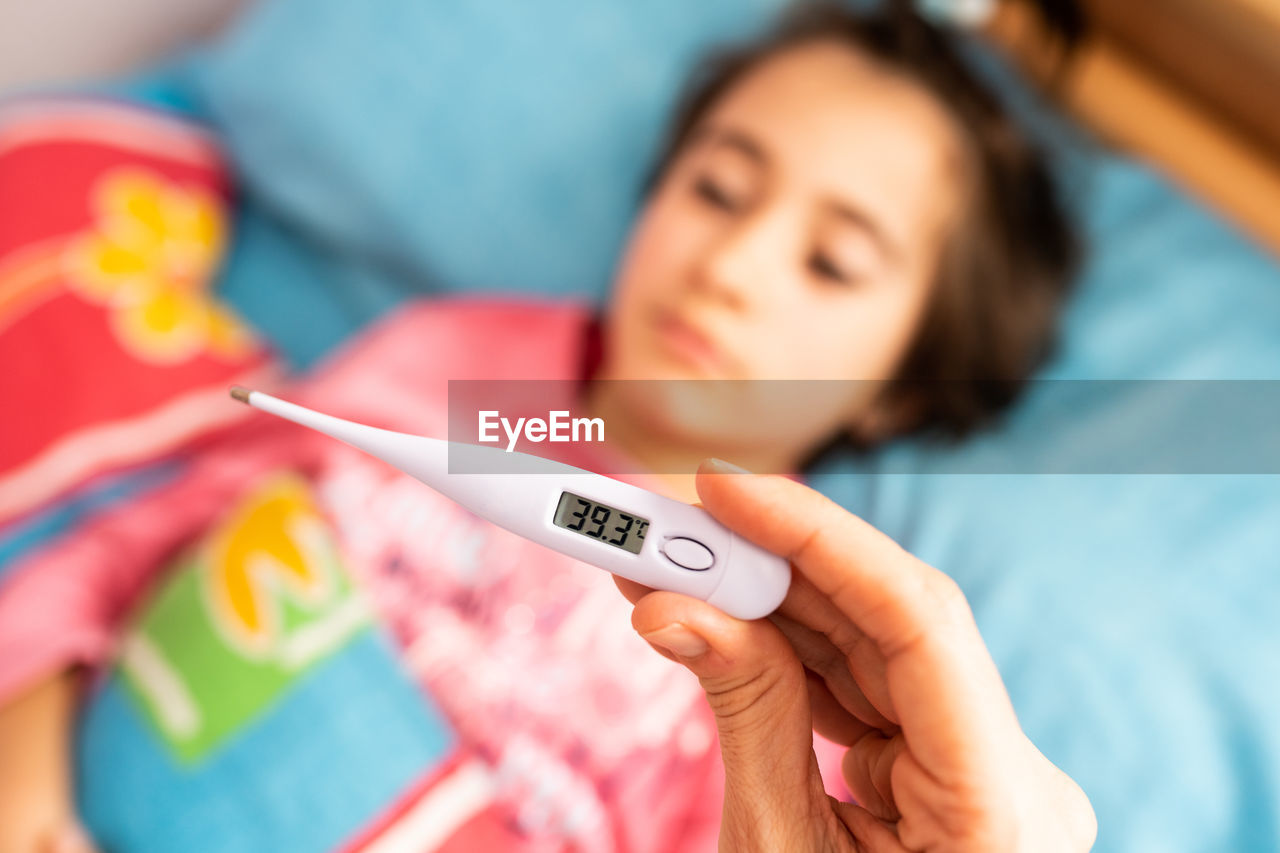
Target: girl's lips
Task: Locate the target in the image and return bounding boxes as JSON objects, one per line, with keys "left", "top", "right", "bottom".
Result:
{"left": 653, "top": 309, "right": 727, "bottom": 375}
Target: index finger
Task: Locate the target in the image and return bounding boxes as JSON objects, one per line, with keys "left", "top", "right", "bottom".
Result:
{"left": 695, "top": 460, "right": 1024, "bottom": 782}
{"left": 695, "top": 460, "right": 954, "bottom": 659}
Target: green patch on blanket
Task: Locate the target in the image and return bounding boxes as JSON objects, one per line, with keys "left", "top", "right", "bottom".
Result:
{"left": 119, "top": 473, "right": 370, "bottom": 764}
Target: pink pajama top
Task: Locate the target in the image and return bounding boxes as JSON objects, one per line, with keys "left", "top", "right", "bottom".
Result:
{"left": 0, "top": 296, "right": 849, "bottom": 851}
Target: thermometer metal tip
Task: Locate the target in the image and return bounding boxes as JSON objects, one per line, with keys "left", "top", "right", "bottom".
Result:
{"left": 228, "top": 387, "right": 451, "bottom": 486}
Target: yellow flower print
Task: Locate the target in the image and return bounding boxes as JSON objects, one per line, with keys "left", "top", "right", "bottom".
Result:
{"left": 63, "top": 168, "right": 254, "bottom": 363}
{"left": 203, "top": 475, "right": 349, "bottom": 660}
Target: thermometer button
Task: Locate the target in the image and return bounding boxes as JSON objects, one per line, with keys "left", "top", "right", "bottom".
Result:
{"left": 661, "top": 537, "right": 715, "bottom": 571}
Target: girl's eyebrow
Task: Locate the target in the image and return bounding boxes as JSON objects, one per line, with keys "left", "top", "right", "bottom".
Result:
{"left": 692, "top": 126, "right": 768, "bottom": 165}
{"left": 826, "top": 199, "right": 900, "bottom": 263}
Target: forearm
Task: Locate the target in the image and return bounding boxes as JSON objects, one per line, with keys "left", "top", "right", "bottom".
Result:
{"left": 0, "top": 671, "right": 79, "bottom": 848}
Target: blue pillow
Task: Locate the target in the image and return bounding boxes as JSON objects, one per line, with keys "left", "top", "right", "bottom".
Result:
{"left": 150, "top": 1, "right": 1280, "bottom": 849}
{"left": 196, "top": 0, "right": 791, "bottom": 303}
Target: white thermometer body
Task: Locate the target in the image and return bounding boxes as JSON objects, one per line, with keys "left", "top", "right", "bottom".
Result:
{"left": 234, "top": 389, "right": 790, "bottom": 620}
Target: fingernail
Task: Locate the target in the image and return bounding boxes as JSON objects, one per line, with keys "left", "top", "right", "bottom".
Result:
{"left": 702, "top": 457, "right": 749, "bottom": 475}
{"left": 642, "top": 623, "right": 710, "bottom": 658}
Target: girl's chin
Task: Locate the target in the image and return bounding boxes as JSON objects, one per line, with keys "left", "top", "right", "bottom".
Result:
{"left": 613, "top": 381, "right": 756, "bottom": 444}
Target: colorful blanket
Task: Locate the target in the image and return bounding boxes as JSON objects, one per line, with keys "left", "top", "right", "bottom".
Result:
{"left": 0, "top": 98, "right": 274, "bottom": 529}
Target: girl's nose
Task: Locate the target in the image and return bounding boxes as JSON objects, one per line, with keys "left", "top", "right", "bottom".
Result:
{"left": 692, "top": 213, "right": 786, "bottom": 311}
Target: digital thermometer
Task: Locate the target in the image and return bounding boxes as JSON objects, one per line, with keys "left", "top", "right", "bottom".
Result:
{"left": 230, "top": 388, "right": 791, "bottom": 620}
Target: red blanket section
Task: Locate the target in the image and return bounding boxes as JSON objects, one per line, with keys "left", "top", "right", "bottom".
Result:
{"left": 0, "top": 99, "right": 276, "bottom": 526}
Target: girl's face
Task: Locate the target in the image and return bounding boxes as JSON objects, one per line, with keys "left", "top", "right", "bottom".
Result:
{"left": 596, "top": 40, "right": 967, "bottom": 455}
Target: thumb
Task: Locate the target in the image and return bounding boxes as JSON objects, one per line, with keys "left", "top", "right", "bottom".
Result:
{"left": 632, "top": 590, "right": 825, "bottom": 843}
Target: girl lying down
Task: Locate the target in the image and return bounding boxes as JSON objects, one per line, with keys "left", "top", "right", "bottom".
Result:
{"left": 0, "top": 3, "right": 1092, "bottom": 850}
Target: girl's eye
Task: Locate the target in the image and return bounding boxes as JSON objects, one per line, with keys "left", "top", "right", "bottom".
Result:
{"left": 807, "top": 252, "right": 853, "bottom": 286}
{"left": 693, "top": 176, "right": 740, "bottom": 211}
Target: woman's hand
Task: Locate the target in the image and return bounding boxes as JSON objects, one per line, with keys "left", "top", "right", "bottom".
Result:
{"left": 616, "top": 459, "right": 1095, "bottom": 852}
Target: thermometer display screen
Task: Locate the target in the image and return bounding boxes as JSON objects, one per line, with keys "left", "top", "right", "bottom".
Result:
{"left": 553, "top": 492, "right": 650, "bottom": 554}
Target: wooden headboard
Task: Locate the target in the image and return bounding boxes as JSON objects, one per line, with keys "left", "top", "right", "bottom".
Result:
{"left": 987, "top": 0, "right": 1280, "bottom": 256}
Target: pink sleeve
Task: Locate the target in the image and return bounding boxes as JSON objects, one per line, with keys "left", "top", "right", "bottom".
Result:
{"left": 0, "top": 557, "right": 118, "bottom": 702}
{"left": 0, "top": 511, "right": 174, "bottom": 703}
{"left": 0, "top": 418, "right": 310, "bottom": 705}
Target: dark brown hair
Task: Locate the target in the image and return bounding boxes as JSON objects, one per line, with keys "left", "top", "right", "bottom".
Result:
{"left": 646, "top": 0, "right": 1083, "bottom": 446}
